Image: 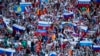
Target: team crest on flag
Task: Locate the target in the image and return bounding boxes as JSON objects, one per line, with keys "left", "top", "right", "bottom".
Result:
{"left": 17, "top": 6, "right": 22, "bottom": 12}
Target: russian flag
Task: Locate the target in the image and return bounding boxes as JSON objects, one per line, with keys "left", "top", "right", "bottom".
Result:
{"left": 34, "top": 30, "right": 47, "bottom": 36}
{"left": 78, "top": 0, "right": 91, "bottom": 7}
{"left": 63, "top": 12, "right": 74, "bottom": 20}
{"left": 12, "top": 24, "right": 25, "bottom": 32}
{"left": 0, "top": 48, "right": 16, "bottom": 56}
{"left": 93, "top": 45, "right": 100, "bottom": 52}
{"left": 38, "top": 21, "right": 52, "bottom": 30}
{"left": 79, "top": 41, "right": 93, "bottom": 46}
{"left": 78, "top": 0, "right": 91, "bottom": 4}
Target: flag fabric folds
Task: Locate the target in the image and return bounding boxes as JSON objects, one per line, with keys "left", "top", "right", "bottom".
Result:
{"left": 93, "top": 45, "right": 100, "bottom": 52}
{"left": 77, "top": 0, "right": 91, "bottom": 7}
{"left": 63, "top": 12, "right": 74, "bottom": 20}
{"left": 12, "top": 24, "right": 25, "bottom": 32}
{"left": 0, "top": 48, "right": 15, "bottom": 56}
{"left": 34, "top": 30, "right": 47, "bottom": 36}
{"left": 35, "top": 21, "right": 53, "bottom": 36}
{"left": 38, "top": 21, "right": 52, "bottom": 30}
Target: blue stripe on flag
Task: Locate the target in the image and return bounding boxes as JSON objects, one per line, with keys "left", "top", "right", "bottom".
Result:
{"left": 13, "top": 24, "right": 25, "bottom": 32}
{"left": 96, "top": 0, "right": 100, "bottom": 2}
{"left": 80, "top": 43, "right": 93, "bottom": 46}
{"left": 38, "top": 24, "right": 51, "bottom": 27}
{"left": 80, "top": 41, "right": 93, "bottom": 46}
{"left": 37, "top": 30, "right": 47, "bottom": 33}
{"left": 93, "top": 45, "right": 100, "bottom": 50}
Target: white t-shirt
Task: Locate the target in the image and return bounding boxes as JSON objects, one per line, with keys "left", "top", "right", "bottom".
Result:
{"left": 27, "top": 40, "right": 31, "bottom": 47}
{"left": 45, "top": 53, "right": 49, "bottom": 56}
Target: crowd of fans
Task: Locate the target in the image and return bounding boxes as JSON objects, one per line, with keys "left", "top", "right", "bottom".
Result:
{"left": 0, "top": 0, "right": 100, "bottom": 56}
